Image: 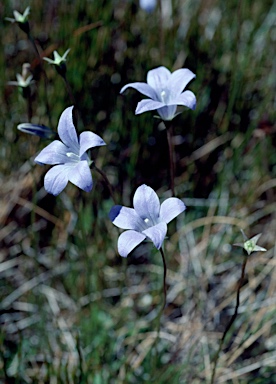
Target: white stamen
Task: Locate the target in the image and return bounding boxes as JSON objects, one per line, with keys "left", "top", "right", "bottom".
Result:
{"left": 144, "top": 218, "right": 150, "bottom": 224}
{"left": 160, "top": 90, "right": 166, "bottom": 103}
{"left": 66, "top": 152, "right": 79, "bottom": 161}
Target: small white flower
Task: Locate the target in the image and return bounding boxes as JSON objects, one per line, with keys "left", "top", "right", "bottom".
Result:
{"left": 234, "top": 230, "right": 267, "bottom": 255}
{"left": 8, "top": 63, "right": 34, "bottom": 88}
{"left": 43, "top": 49, "right": 71, "bottom": 66}
{"left": 6, "top": 6, "right": 30, "bottom": 24}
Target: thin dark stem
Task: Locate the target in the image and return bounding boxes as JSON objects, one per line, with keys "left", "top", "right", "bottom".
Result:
{"left": 150, "top": 247, "right": 167, "bottom": 367}
{"left": 210, "top": 256, "right": 248, "bottom": 384}
{"left": 62, "top": 74, "right": 84, "bottom": 129}
{"left": 93, "top": 164, "right": 116, "bottom": 205}
{"left": 165, "top": 123, "right": 175, "bottom": 196}
{"left": 62, "top": 75, "right": 76, "bottom": 107}
{"left": 27, "top": 89, "right": 32, "bottom": 122}
{"left": 159, "top": 247, "right": 167, "bottom": 310}
{"left": 28, "top": 33, "right": 41, "bottom": 58}
{"left": 27, "top": 33, "right": 52, "bottom": 126}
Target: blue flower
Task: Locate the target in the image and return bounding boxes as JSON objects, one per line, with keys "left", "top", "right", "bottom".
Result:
{"left": 139, "top": 0, "right": 157, "bottom": 12}
{"left": 109, "top": 184, "right": 186, "bottom": 257}
{"left": 35, "top": 106, "right": 106, "bottom": 196}
{"left": 120, "top": 66, "right": 196, "bottom": 121}
{"left": 18, "top": 123, "right": 55, "bottom": 139}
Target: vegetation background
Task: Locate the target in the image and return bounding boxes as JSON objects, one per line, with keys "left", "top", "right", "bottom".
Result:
{"left": 0, "top": 0, "right": 275, "bottom": 382}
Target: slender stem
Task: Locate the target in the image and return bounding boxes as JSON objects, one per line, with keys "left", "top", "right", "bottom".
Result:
{"left": 27, "top": 33, "right": 52, "bottom": 126}
{"left": 165, "top": 123, "right": 175, "bottom": 196}
{"left": 150, "top": 247, "right": 167, "bottom": 369}
{"left": 61, "top": 74, "right": 84, "bottom": 129}
{"left": 28, "top": 33, "right": 41, "bottom": 58}
{"left": 210, "top": 255, "right": 248, "bottom": 384}
{"left": 159, "top": 247, "right": 167, "bottom": 311}
{"left": 155, "top": 248, "right": 167, "bottom": 332}
{"left": 93, "top": 164, "right": 116, "bottom": 204}
{"left": 62, "top": 74, "right": 77, "bottom": 107}
{"left": 26, "top": 88, "right": 32, "bottom": 122}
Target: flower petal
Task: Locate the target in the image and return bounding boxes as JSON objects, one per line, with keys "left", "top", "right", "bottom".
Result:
{"left": 160, "top": 198, "right": 186, "bottom": 224}
{"left": 57, "top": 106, "right": 79, "bottom": 152}
{"left": 109, "top": 206, "right": 146, "bottom": 231}
{"left": 142, "top": 222, "right": 167, "bottom": 249}
{"left": 147, "top": 66, "right": 171, "bottom": 94}
{"left": 120, "top": 82, "right": 157, "bottom": 100}
{"left": 67, "top": 160, "right": 93, "bottom": 192}
{"left": 79, "top": 131, "right": 106, "bottom": 157}
{"left": 135, "top": 99, "right": 165, "bottom": 115}
{"left": 133, "top": 184, "right": 160, "bottom": 223}
{"left": 157, "top": 105, "right": 177, "bottom": 120}
{"left": 169, "top": 69, "right": 196, "bottom": 98}
{"left": 44, "top": 164, "right": 70, "bottom": 195}
{"left": 34, "top": 141, "right": 69, "bottom": 165}
{"left": 170, "top": 90, "right": 196, "bottom": 110}
{"left": 117, "top": 230, "right": 146, "bottom": 257}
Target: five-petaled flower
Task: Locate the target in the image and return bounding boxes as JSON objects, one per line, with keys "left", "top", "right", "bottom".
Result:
{"left": 120, "top": 66, "right": 196, "bottom": 121}
{"left": 233, "top": 230, "right": 267, "bottom": 255}
{"left": 109, "top": 184, "right": 186, "bottom": 257}
{"left": 35, "top": 106, "right": 106, "bottom": 196}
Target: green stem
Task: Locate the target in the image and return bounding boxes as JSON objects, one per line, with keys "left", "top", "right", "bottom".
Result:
{"left": 210, "top": 255, "right": 248, "bottom": 384}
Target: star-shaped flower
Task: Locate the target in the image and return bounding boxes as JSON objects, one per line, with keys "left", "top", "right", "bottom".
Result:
{"left": 233, "top": 230, "right": 267, "bottom": 255}
{"left": 120, "top": 66, "right": 196, "bottom": 121}
{"left": 8, "top": 73, "right": 34, "bottom": 88}
{"left": 6, "top": 6, "right": 30, "bottom": 23}
{"left": 43, "top": 49, "right": 70, "bottom": 66}
{"left": 8, "top": 63, "right": 34, "bottom": 89}
{"left": 35, "top": 106, "right": 106, "bottom": 196}
{"left": 43, "top": 49, "right": 70, "bottom": 76}
{"left": 6, "top": 6, "right": 30, "bottom": 34}
{"left": 109, "top": 184, "right": 186, "bottom": 257}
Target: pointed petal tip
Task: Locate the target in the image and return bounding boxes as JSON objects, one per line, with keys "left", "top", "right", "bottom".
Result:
{"left": 109, "top": 205, "right": 122, "bottom": 222}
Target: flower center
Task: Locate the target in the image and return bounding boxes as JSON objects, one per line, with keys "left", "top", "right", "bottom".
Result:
{"left": 66, "top": 152, "right": 80, "bottom": 161}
